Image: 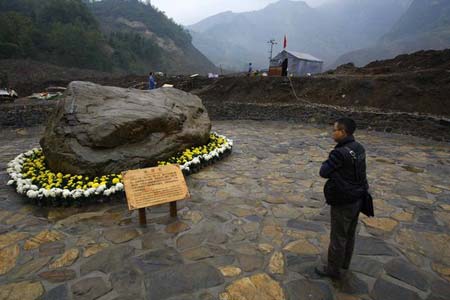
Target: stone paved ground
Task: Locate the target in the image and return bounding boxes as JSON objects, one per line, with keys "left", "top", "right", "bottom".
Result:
{"left": 0, "top": 121, "right": 449, "bottom": 300}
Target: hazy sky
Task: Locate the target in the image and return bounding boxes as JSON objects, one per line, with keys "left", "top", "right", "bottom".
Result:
{"left": 150, "top": 0, "right": 330, "bottom": 25}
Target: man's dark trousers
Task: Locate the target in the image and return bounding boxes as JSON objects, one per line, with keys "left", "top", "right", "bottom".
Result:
{"left": 328, "top": 199, "right": 361, "bottom": 275}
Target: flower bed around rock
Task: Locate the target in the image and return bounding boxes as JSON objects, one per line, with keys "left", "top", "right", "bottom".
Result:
{"left": 6, "top": 132, "right": 233, "bottom": 206}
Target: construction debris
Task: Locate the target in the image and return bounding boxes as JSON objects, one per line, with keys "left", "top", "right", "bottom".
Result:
{"left": 0, "top": 88, "right": 18, "bottom": 101}
{"left": 29, "top": 92, "right": 63, "bottom": 101}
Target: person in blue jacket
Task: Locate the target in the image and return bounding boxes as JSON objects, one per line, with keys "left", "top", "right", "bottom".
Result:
{"left": 149, "top": 72, "right": 156, "bottom": 90}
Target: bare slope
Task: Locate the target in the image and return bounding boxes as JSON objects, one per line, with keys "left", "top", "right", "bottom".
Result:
{"left": 195, "top": 49, "right": 450, "bottom": 117}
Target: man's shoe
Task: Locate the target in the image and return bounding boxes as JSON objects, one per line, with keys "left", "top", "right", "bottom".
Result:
{"left": 315, "top": 265, "right": 341, "bottom": 279}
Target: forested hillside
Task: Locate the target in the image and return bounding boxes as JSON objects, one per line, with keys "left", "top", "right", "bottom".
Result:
{"left": 0, "top": 0, "right": 110, "bottom": 70}
{"left": 0, "top": 0, "right": 217, "bottom": 74}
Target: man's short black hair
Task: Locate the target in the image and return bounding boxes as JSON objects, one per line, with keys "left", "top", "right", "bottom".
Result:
{"left": 336, "top": 118, "right": 356, "bottom": 135}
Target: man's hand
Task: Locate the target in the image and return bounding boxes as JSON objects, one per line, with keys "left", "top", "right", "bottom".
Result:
{"left": 320, "top": 150, "right": 344, "bottom": 178}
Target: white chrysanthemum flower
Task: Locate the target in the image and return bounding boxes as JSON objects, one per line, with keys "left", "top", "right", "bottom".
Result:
{"left": 26, "top": 190, "right": 38, "bottom": 198}
{"left": 49, "top": 190, "right": 57, "bottom": 198}
{"left": 115, "top": 183, "right": 124, "bottom": 191}
{"left": 96, "top": 185, "right": 106, "bottom": 193}
{"left": 7, "top": 180, "right": 15, "bottom": 186}
{"left": 73, "top": 190, "right": 83, "bottom": 198}
{"left": 84, "top": 188, "right": 96, "bottom": 197}
{"left": 63, "top": 190, "right": 71, "bottom": 198}
{"left": 55, "top": 189, "right": 62, "bottom": 197}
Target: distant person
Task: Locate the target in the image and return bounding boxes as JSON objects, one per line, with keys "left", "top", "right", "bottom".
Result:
{"left": 247, "top": 63, "right": 253, "bottom": 77}
{"left": 281, "top": 59, "right": 288, "bottom": 77}
{"left": 315, "top": 118, "right": 373, "bottom": 279}
{"left": 9, "top": 87, "right": 18, "bottom": 98}
{"left": 6, "top": 87, "right": 19, "bottom": 98}
{"left": 148, "top": 72, "right": 156, "bottom": 90}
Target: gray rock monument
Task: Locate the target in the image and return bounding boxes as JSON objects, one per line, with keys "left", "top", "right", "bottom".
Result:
{"left": 40, "top": 81, "right": 211, "bottom": 176}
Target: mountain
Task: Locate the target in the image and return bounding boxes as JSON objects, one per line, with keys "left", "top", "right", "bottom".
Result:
{"left": 0, "top": 0, "right": 217, "bottom": 74}
{"left": 0, "top": 0, "right": 111, "bottom": 70}
{"left": 383, "top": 0, "right": 450, "bottom": 42}
{"left": 87, "top": 0, "right": 217, "bottom": 74}
{"left": 318, "top": 0, "right": 413, "bottom": 49}
{"left": 334, "top": 0, "right": 450, "bottom": 67}
{"left": 188, "top": 0, "right": 411, "bottom": 71}
{"left": 189, "top": 1, "right": 323, "bottom": 70}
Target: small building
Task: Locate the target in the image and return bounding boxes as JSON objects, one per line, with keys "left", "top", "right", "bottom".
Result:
{"left": 269, "top": 50, "right": 323, "bottom": 77}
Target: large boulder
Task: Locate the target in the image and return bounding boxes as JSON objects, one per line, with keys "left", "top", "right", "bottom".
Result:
{"left": 40, "top": 81, "right": 211, "bottom": 176}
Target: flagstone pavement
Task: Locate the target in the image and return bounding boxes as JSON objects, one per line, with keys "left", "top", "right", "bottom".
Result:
{"left": 0, "top": 120, "right": 449, "bottom": 300}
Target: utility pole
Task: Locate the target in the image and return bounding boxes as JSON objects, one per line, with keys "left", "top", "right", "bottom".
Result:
{"left": 267, "top": 39, "right": 278, "bottom": 62}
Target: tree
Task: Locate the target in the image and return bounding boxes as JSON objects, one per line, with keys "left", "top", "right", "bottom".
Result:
{"left": 46, "top": 22, "right": 109, "bottom": 70}
{"left": 0, "top": 12, "right": 34, "bottom": 58}
{"left": 39, "top": 0, "right": 98, "bottom": 28}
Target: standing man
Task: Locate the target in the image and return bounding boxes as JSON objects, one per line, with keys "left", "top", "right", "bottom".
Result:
{"left": 247, "top": 63, "right": 252, "bottom": 77}
{"left": 316, "top": 118, "right": 371, "bottom": 279}
{"left": 148, "top": 72, "right": 156, "bottom": 90}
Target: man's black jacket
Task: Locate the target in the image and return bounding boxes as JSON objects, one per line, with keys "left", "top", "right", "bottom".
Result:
{"left": 320, "top": 135, "right": 369, "bottom": 206}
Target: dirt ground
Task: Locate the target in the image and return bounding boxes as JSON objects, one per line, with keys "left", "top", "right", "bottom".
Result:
{"left": 2, "top": 49, "right": 449, "bottom": 117}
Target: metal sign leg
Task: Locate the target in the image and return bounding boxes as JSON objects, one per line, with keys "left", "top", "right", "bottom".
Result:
{"left": 139, "top": 208, "right": 147, "bottom": 226}
{"left": 170, "top": 202, "right": 177, "bottom": 218}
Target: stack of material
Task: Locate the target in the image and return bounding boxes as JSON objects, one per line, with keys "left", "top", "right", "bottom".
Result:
{"left": 0, "top": 88, "right": 18, "bottom": 102}
{"left": 29, "top": 92, "right": 62, "bottom": 100}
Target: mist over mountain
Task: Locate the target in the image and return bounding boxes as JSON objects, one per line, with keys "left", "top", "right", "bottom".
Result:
{"left": 188, "top": 0, "right": 414, "bottom": 70}
{"left": 334, "top": 0, "right": 450, "bottom": 67}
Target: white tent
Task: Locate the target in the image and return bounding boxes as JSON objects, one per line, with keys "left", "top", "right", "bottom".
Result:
{"left": 270, "top": 50, "right": 323, "bottom": 76}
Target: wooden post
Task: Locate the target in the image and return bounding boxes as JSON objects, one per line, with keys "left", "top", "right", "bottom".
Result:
{"left": 170, "top": 201, "right": 177, "bottom": 218}
{"left": 139, "top": 208, "right": 147, "bottom": 226}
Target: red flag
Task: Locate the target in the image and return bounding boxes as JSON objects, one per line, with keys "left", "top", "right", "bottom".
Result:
{"left": 283, "top": 35, "right": 287, "bottom": 49}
